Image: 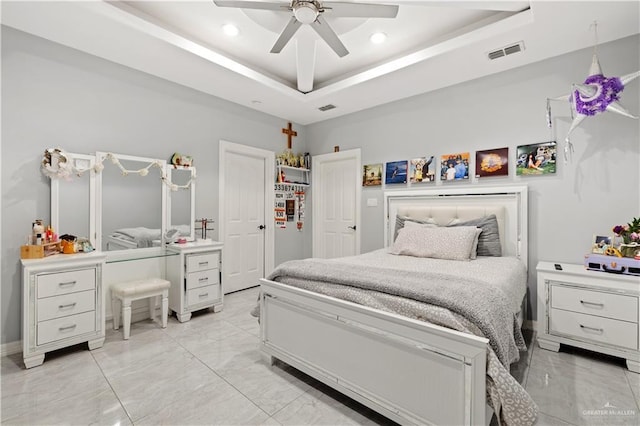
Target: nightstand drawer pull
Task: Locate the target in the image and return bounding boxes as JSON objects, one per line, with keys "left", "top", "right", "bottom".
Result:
{"left": 58, "top": 324, "right": 77, "bottom": 332}
{"left": 580, "top": 300, "right": 603, "bottom": 307}
{"left": 198, "top": 277, "right": 208, "bottom": 282}
{"left": 198, "top": 292, "right": 209, "bottom": 298}
{"left": 198, "top": 262, "right": 209, "bottom": 267}
{"left": 58, "top": 281, "right": 77, "bottom": 287}
{"left": 58, "top": 303, "right": 77, "bottom": 310}
{"left": 579, "top": 324, "right": 603, "bottom": 333}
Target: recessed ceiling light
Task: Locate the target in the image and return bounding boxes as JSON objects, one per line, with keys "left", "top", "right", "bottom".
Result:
{"left": 223, "top": 24, "right": 239, "bottom": 37}
{"left": 370, "top": 32, "right": 387, "bottom": 44}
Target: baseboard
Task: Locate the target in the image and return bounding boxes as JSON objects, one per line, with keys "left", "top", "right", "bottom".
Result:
{"left": 1, "top": 340, "right": 22, "bottom": 357}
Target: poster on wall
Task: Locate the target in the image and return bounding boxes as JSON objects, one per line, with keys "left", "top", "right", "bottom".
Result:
{"left": 516, "top": 141, "right": 557, "bottom": 175}
{"left": 362, "top": 163, "right": 383, "bottom": 186}
{"left": 440, "top": 152, "right": 470, "bottom": 181}
{"left": 274, "top": 192, "right": 286, "bottom": 228}
{"left": 385, "top": 160, "right": 408, "bottom": 184}
{"left": 475, "top": 148, "right": 509, "bottom": 178}
{"left": 409, "top": 156, "right": 435, "bottom": 183}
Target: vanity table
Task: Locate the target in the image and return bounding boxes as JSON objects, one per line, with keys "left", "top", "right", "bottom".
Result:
{"left": 166, "top": 241, "right": 224, "bottom": 322}
{"left": 21, "top": 252, "right": 107, "bottom": 368}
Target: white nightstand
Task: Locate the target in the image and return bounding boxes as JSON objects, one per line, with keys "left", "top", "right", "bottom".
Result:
{"left": 537, "top": 261, "right": 639, "bottom": 373}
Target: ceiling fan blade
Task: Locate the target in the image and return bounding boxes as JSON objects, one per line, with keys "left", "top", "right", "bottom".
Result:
{"left": 213, "top": 1, "right": 288, "bottom": 11}
{"left": 310, "top": 15, "right": 348, "bottom": 57}
{"left": 323, "top": 2, "right": 399, "bottom": 18}
{"left": 296, "top": 33, "right": 317, "bottom": 93}
{"left": 270, "top": 17, "right": 303, "bottom": 53}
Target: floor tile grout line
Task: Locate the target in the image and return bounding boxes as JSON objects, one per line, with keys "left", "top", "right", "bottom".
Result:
{"left": 164, "top": 318, "right": 276, "bottom": 421}
{"left": 537, "top": 410, "right": 580, "bottom": 426}
{"left": 623, "top": 370, "right": 640, "bottom": 411}
{"left": 90, "top": 349, "right": 135, "bottom": 425}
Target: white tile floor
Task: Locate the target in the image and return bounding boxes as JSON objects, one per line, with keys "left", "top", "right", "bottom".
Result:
{"left": 2, "top": 286, "right": 639, "bottom": 425}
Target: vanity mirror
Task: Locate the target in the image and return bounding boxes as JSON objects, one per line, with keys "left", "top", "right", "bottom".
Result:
{"left": 166, "top": 166, "right": 196, "bottom": 242}
{"left": 95, "top": 152, "right": 167, "bottom": 251}
{"left": 50, "top": 153, "right": 96, "bottom": 245}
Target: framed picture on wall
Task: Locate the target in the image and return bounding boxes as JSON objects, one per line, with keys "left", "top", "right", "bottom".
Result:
{"left": 440, "top": 152, "right": 469, "bottom": 182}
{"left": 409, "top": 156, "right": 435, "bottom": 183}
{"left": 516, "top": 141, "right": 557, "bottom": 175}
{"left": 475, "top": 147, "right": 509, "bottom": 178}
{"left": 385, "top": 160, "right": 408, "bottom": 184}
{"left": 362, "top": 163, "right": 383, "bottom": 186}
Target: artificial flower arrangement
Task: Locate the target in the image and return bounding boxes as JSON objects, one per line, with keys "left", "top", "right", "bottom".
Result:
{"left": 612, "top": 217, "right": 640, "bottom": 258}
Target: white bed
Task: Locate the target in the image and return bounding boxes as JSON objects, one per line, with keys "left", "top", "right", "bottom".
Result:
{"left": 259, "top": 185, "right": 531, "bottom": 425}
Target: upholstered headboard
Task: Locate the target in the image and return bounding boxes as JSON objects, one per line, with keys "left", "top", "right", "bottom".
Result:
{"left": 384, "top": 186, "right": 528, "bottom": 267}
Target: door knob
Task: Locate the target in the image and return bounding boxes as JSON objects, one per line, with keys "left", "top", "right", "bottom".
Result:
{"left": 348, "top": 225, "right": 356, "bottom": 230}
{"left": 258, "top": 225, "right": 265, "bottom": 230}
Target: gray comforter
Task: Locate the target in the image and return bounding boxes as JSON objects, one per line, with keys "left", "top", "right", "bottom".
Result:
{"left": 265, "top": 254, "right": 538, "bottom": 425}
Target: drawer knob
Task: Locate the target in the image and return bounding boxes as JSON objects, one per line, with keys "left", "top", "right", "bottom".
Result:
{"left": 579, "top": 324, "right": 603, "bottom": 333}
{"left": 58, "top": 324, "right": 77, "bottom": 332}
{"left": 58, "top": 303, "right": 77, "bottom": 310}
{"left": 58, "top": 281, "right": 77, "bottom": 287}
{"left": 198, "top": 262, "right": 209, "bottom": 267}
{"left": 199, "top": 293, "right": 209, "bottom": 298}
{"left": 198, "top": 277, "right": 209, "bottom": 282}
{"left": 580, "top": 300, "right": 604, "bottom": 308}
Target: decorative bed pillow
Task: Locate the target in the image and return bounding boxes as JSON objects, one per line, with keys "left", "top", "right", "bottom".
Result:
{"left": 394, "top": 216, "right": 436, "bottom": 241}
{"left": 448, "top": 214, "right": 502, "bottom": 257}
{"left": 390, "top": 226, "right": 480, "bottom": 261}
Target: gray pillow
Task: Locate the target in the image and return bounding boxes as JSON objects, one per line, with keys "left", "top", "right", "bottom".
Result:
{"left": 449, "top": 215, "right": 502, "bottom": 256}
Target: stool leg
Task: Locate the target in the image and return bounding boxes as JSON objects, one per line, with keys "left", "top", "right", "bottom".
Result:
{"left": 161, "top": 291, "right": 168, "bottom": 329}
{"left": 112, "top": 296, "right": 120, "bottom": 330}
{"left": 149, "top": 296, "right": 156, "bottom": 323}
{"left": 123, "top": 299, "right": 132, "bottom": 340}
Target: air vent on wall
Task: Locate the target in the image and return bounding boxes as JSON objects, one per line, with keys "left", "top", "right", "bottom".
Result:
{"left": 318, "top": 104, "right": 336, "bottom": 112}
{"left": 487, "top": 41, "right": 525, "bottom": 60}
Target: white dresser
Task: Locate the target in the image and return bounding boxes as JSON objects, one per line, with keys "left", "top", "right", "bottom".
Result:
{"left": 21, "top": 252, "right": 107, "bottom": 368}
{"left": 537, "top": 261, "right": 640, "bottom": 373}
{"left": 166, "top": 241, "right": 224, "bottom": 322}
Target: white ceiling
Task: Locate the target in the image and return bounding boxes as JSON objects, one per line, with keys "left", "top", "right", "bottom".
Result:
{"left": 2, "top": 1, "right": 639, "bottom": 125}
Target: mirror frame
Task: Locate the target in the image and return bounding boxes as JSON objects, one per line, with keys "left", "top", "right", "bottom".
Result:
{"left": 51, "top": 153, "right": 96, "bottom": 246}
{"left": 95, "top": 152, "right": 167, "bottom": 253}
{"left": 166, "top": 165, "right": 196, "bottom": 242}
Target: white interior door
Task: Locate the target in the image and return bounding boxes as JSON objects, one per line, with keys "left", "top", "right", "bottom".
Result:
{"left": 219, "top": 141, "right": 274, "bottom": 293}
{"left": 312, "top": 149, "right": 361, "bottom": 258}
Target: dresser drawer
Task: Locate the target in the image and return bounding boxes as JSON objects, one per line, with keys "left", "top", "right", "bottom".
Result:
{"left": 186, "top": 252, "right": 219, "bottom": 273}
{"left": 37, "top": 311, "right": 96, "bottom": 346}
{"left": 187, "top": 284, "right": 221, "bottom": 307}
{"left": 37, "top": 269, "right": 96, "bottom": 299}
{"left": 551, "top": 285, "right": 638, "bottom": 322}
{"left": 186, "top": 269, "right": 219, "bottom": 291}
{"left": 550, "top": 308, "right": 638, "bottom": 350}
{"left": 37, "top": 290, "right": 95, "bottom": 322}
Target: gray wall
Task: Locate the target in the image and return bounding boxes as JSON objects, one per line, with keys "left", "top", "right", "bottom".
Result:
{"left": 1, "top": 26, "right": 308, "bottom": 344}
{"left": 306, "top": 34, "right": 640, "bottom": 321}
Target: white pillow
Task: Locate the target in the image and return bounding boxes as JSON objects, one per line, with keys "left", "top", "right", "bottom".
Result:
{"left": 390, "top": 226, "right": 480, "bottom": 261}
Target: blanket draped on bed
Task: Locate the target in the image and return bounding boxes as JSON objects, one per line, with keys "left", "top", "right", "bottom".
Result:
{"left": 265, "top": 257, "right": 538, "bottom": 426}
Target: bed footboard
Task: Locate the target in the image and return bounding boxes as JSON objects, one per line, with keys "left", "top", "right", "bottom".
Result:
{"left": 260, "top": 279, "right": 489, "bottom": 425}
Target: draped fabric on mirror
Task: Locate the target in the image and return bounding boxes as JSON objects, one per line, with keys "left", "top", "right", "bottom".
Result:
{"left": 167, "top": 166, "right": 196, "bottom": 243}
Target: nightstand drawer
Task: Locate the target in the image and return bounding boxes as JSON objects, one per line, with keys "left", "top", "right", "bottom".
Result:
{"left": 550, "top": 308, "right": 638, "bottom": 350}
{"left": 37, "top": 269, "right": 96, "bottom": 298}
{"left": 551, "top": 285, "right": 637, "bottom": 322}
{"left": 37, "top": 311, "right": 96, "bottom": 346}
{"left": 186, "top": 269, "right": 219, "bottom": 290}
{"left": 37, "top": 290, "right": 95, "bottom": 322}
{"left": 187, "top": 284, "right": 221, "bottom": 307}
{"left": 186, "top": 252, "right": 219, "bottom": 273}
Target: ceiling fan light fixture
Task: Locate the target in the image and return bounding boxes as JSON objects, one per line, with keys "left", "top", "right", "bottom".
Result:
{"left": 370, "top": 32, "right": 387, "bottom": 44}
{"left": 293, "top": 2, "right": 319, "bottom": 25}
{"left": 222, "top": 23, "right": 239, "bottom": 37}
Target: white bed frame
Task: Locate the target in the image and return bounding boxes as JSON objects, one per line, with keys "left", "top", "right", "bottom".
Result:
{"left": 259, "top": 185, "right": 528, "bottom": 425}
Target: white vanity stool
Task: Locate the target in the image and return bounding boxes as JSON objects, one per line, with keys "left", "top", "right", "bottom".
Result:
{"left": 111, "top": 278, "right": 171, "bottom": 339}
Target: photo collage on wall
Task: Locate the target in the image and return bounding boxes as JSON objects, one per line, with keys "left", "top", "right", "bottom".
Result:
{"left": 362, "top": 140, "right": 557, "bottom": 187}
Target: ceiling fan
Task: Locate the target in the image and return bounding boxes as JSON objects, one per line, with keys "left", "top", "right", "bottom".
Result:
{"left": 213, "top": 0, "right": 399, "bottom": 58}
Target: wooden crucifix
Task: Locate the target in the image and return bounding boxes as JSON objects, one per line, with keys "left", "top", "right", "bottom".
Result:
{"left": 282, "top": 122, "right": 297, "bottom": 149}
